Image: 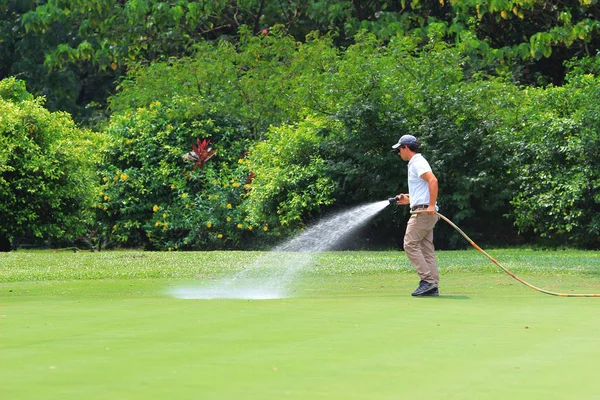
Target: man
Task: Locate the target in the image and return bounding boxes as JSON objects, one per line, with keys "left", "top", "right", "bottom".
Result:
{"left": 392, "top": 134, "right": 440, "bottom": 297}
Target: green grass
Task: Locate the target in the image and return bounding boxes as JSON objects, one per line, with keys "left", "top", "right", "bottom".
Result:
{"left": 2, "top": 249, "right": 600, "bottom": 399}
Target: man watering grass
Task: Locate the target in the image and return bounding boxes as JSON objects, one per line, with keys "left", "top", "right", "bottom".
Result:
{"left": 392, "top": 135, "right": 440, "bottom": 297}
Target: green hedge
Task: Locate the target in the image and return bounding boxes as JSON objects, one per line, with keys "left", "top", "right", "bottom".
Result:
{"left": 0, "top": 77, "right": 102, "bottom": 250}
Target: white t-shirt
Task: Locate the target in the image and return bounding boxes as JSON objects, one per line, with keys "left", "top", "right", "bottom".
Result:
{"left": 407, "top": 153, "right": 438, "bottom": 210}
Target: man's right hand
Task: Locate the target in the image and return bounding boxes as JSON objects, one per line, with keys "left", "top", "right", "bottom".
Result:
{"left": 396, "top": 194, "right": 410, "bottom": 205}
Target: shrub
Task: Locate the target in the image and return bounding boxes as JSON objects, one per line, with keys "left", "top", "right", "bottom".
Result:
{"left": 510, "top": 73, "right": 600, "bottom": 248}
{"left": 0, "top": 77, "right": 102, "bottom": 250}
{"left": 245, "top": 117, "right": 337, "bottom": 232}
{"left": 97, "top": 95, "right": 258, "bottom": 249}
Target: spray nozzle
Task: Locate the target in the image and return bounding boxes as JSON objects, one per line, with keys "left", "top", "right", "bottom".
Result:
{"left": 388, "top": 194, "right": 406, "bottom": 204}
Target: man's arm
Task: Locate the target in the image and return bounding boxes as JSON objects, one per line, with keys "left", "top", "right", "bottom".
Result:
{"left": 420, "top": 171, "right": 438, "bottom": 215}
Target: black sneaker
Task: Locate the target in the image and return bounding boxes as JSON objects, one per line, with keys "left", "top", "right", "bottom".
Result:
{"left": 411, "top": 280, "right": 438, "bottom": 296}
{"left": 421, "top": 287, "right": 439, "bottom": 297}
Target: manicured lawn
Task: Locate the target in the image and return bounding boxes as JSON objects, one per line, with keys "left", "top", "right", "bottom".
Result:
{"left": 1, "top": 250, "right": 600, "bottom": 399}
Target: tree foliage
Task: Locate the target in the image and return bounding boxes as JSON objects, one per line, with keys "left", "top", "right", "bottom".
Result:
{"left": 100, "top": 29, "right": 600, "bottom": 249}
{"left": 0, "top": 77, "right": 102, "bottom": 250}
{"left": 510, "top": 72, "right": 600, "bottom": 247}
{"left": 97, "top": 94, "right": 261, "bottom": 250}
{"left": 2, "top": 0, "right": 599, "bottom": 120}
{"left": 2, "top": 1, "right": 600, "bottom": 249}
{"left": 245, "top": 117, "right": 337, "bottom": 230}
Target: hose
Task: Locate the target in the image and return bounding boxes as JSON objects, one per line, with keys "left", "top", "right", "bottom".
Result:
{"left": 417, "top": 210, "right": 600, "bottom": 297}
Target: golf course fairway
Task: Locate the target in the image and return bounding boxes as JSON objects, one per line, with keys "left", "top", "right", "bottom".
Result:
{"left": 1, "top": 250, "right": 599, "bottom": 399}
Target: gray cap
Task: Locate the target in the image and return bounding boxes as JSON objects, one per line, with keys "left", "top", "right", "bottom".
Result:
{"left": 392, "top": 135, "right": 418, "bottom": 149}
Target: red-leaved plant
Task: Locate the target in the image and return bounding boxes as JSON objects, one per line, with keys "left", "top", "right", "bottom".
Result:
{"left": 183, "top": 138, "right": 216, "bottom": 169}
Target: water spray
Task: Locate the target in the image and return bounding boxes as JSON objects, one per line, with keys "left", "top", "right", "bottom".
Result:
{"left": 389, "top": 199, "right": 600, "bottom": 297}
{"left": 170, "top": 200, "right": 390, "bottom": 300}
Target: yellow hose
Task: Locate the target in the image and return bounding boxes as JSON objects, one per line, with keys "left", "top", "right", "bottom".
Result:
{"left": 415, "top": 210, "right": 600, "bottom": 297}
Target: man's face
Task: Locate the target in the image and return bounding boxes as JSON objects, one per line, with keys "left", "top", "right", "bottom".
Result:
{"left": 396, "top": 145, "right": 409, "bottom": 161}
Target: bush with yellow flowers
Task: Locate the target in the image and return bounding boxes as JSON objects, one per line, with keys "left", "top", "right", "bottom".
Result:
{"left": 96, "top": 95, "right": 263, "bottom": 249}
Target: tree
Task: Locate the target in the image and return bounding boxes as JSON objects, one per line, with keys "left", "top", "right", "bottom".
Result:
{"left": 510, "top": 68, "right": 600, "bottom": 248}
{"left": 4, "top": 0, "right": 600, "bottom": 125}
{"left": 0, "top": 77, "right": 103, "bottom": 250}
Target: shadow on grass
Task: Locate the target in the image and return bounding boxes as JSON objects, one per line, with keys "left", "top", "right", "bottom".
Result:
{"left": 436, "top": 294, "right": 471, "bottom": 300}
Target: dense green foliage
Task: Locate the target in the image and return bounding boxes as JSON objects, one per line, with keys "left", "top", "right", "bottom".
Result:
{"left": 2, "top": 0, "right": 599, "bottom": 120}
{"left": 0, "top": 77, "right": 102, "bottom": 250}
{"left": 97, "top": 31, "right": 600, "bottom": 249}
{"left": 511, "top": 69, "right": 600, "bottom": 247}
{"left": 1, "top": 1, "right": 599, "bottom": 250}
{"left": 245, "top": 117, "right": 337, "bottom": 229}
{"left": 97, "top": 95, "right": 260, "bottom": 250}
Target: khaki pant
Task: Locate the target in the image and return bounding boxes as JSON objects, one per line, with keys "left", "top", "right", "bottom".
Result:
{"left": 404, "top": 213, "right": 440, "bottom": 285}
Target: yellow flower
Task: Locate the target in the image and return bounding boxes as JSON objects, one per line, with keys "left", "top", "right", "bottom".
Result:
{"left": 214, "top": 195, "right": 219, "bottom": 200}
{"left": 155, "top": 221, "right": 161, "bottom": 227}
{"left": 248, "top": 226, "right": 253, "bottom": 231}
{"left": 263, "top": 226, "right": 268, "bottom": 232}
{"left": 103, "top": 177, "right": 108, "bottom": 182}
{"left": 207, "top": 222, "right": 212, "bottom": 228}
{"left": 163, "top": 213, "right": 167, "bottom": 219}
{"left": 238, "top": 159, "right": 244, "bottom": 164}
{"left": 217, "top": 234, "right": 223, "bottom": 239}
{"left": 185, "top": 204, "right": 189, "bottom": 209}
{"left": 232, "top": 182, "right": 241, "bottom": 188}
{"left": 184, "top": 241, "right": 188, "bottom": 245}
{"left": 113, "top": 225, "right": 117, "bottom": 230}
{"left": 153, "top": 205, "right": 159, "bottom": 212}
{"left": 120, "top": 173, "right": 128, "bottom": 180}
{"left": 226, "top": 217, "right": 231, "bottom": 222}
{"left": 181, "top": 193, "right": 188, "bottom": 199}
{"left": 104, "top": 195, "right": 109, "bottom": 201}
{"left": 237, "top": 223, "right": 243, "bottom": 229}
{"left": 171, "top": 184, "right": 175, "bottom": 189}
{"left": 168, "top": 247, "right": 173, "bottom": 251}
{"left": 227, "top": 204, "right": 232, "bottom": 209}
{"left": 125, "top": 139, "right": 132, "bottom": 145}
